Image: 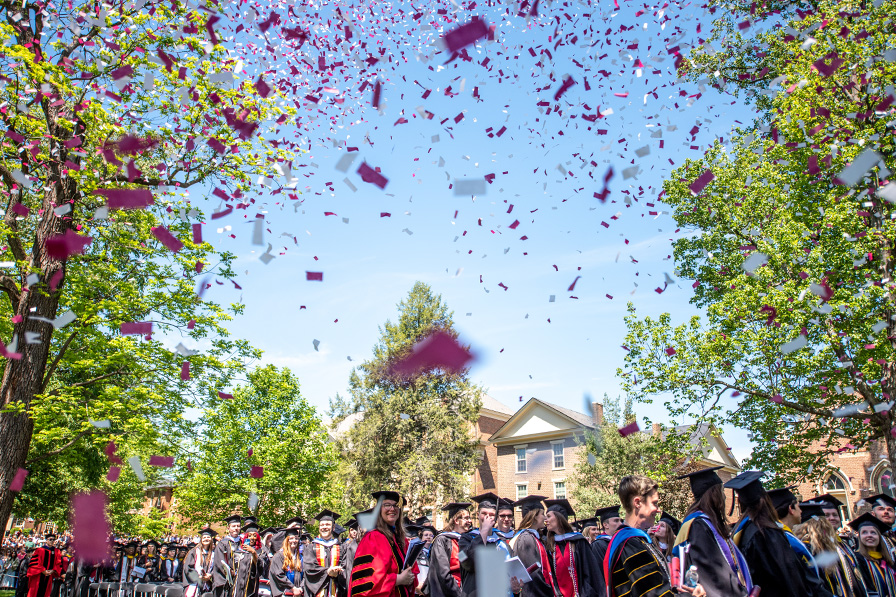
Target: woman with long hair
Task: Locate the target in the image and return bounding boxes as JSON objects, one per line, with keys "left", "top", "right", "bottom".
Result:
{"left": 509, "top": 496, "right": 554, "bottom": 597}
{"left": 426, "top": 503, "right": 471, "bottom": 597}
{"left": 182, "top": 529, "right": 216, "bottom": 597}
{"left": 268, "top": 529, "right": 302, "bottom": 597}
{"left": 849, "top": 512, "right": 896, "bottom": 597}
{"left": 650, "top": 514, "right": 679, "bottom": 564}
{"left": 724, "top": 471, "right": 818, "bottom": 597}
{"left": 543, "top": 499, "right": 603, "bottom": 597}
{"left": 795, "top": 505, "right": 866, "bottom": 597}
{"left": 348, "top": 491, "right": 418, "bottom": 597}
{"left": 672, "top": 467, "right": 751, "bottom": 597}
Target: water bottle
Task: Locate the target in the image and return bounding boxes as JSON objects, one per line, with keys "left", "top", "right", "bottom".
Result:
{"left": 683, "top": 565, "right": 699, "bottom": 589}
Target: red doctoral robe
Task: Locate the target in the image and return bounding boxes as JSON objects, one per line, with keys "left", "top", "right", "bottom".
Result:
{"left": 27, "top": 546, "right": 64, "bottom": 597}
{"left": 349, "top": 530, "right": 418, "bottom": 597}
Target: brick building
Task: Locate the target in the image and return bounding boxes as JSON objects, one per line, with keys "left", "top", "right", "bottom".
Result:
{"left": 795, "top": 438, "right": 894, "bottom": 519}
{"left": 472, "top": 395, "right": 514, "bottom": 494}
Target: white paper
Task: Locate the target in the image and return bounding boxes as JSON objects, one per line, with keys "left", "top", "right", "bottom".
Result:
{"left": 505, "top": 557, "right": 532, "bottom": 583}
{"left": 90, "top": 419, "right": 111, "bottom": 428}
{"left": 837, "top": 149, "right": 882, "bottom": 186}
{"left": 53, "top": 311, "right": 76, "bottom": 329}
{"left": 781, "top": 335, "right": 808, "bottom": 355}
{"left": 741, "top": 252, "right": 768, "bottom": 273}
{"left": 128, "top": 456, "right": 145, "bottom": 481}
{"left": 475, "top": 548, "right": 509, "bottom": 597}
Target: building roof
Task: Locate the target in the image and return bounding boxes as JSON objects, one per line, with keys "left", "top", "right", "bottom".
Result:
{"left": 487, "top": 397, "right": 595, "bottom": 444}
{"left": 480, "top": 393, "right": 514, "bottom": 417}
{"left": 670, "top": 422, "right": 741, "bottom": 471}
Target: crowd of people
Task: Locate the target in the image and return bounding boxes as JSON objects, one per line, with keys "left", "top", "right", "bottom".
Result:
{"left": 9, "top": 468, "right": 896, "bottom": 597}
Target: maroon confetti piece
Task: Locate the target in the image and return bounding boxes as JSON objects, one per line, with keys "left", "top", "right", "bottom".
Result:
{"left": 71, "top": 491, "right": 111, "bottom": 563}
{"left": 192, "top": 223, "right": 203, "bottom": 245}
{"left": 665, "top": 347, "right": 676, "bottom": 356}
{"left": 148, "top": 455, "right": 174, "bottom": 467}
{"left": 205, "top": 15, "right": 221, "bottom": 45}
{"left": 594, "top": 167, "right": 614, "bottom": 202}
{"left": 106, "top": 466, "right": 120, "bottom": 482}
{"left": 688, "top": 169, "right": 715, "bottom": 195}
{"left": 116, "top": 134, "right": 158, "bottom": 155}
{"left": 151, "top": 226, "right": 184, "bottom": 253}
{"left": 207, "top": 138, "right": 226, "bottom": 154}
{"left": 509, "top": 220, "right": 520, "bottom": 229}
{"left": 357, "top": 162, "right": 388, "bottom": 189}
{"left": 218, "top": 391, "right": 233, "bottom": 400}
{"left": 372, "top": 80, "right": 382, "bottom": 108}
{"left": 250, "top": 466, "right": 264, "bottom": 478}
{"left": 121, "top": 322, "right": 152, "bottom": 336}
{"left": 247, "top": 448, "right": 253, "bottom": 457}
{"left": 105, "top": 441, "right": 122, "bottom": 465}
{"left": 553, "top": 76, "right": 576, "bottom": 101}
{"left": 9, "top": 468, "right": 27, "bottom": 491}
{"left": 443, "top": 18, "right": 490, "bottom": 53}
{"left": 618, "top": 421, "right": 640, "bottom": 437}
{"left": 96, "top": 188, "right": 154, "bottom": 210}
{"left": 180, "top": 361, "right": 190, "bottom": 381}
{"left": 771, "top": 394, "right": 783, "bottom": 404}
{"left": 306, "top": 271, "right": 323, "bottom": 281}
{"left": 390, "top": 330, "right": 474, "bottom": 376}
{"left": 11, "top": 203, "right": 29, "bottom": 217}
{"left": 254, "top": 77, "right": 272, "bottom": 98}
{"left": 45, "top": 230, "right": 93, "bottom": 260}
{"left": 567, "top": 276, "right": 581, "bottom": 291}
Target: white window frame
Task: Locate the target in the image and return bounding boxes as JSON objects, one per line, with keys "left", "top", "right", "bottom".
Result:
{"left": 551, "top": 440, "right": 565, "bottom": 470}
{"left": 553, "top": 479, "right": 567, "bottom": 499}
{"left": 516, "top": 483, "right": 528, "bottom": 500}
{"left": 515, "top": 444, "right": 528, "bottom": 474}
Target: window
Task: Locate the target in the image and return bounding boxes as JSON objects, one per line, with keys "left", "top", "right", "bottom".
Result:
{"left": 552, "top": 442, "right": 565, "bottom": 469}
{"left": 824, "top": 470, "right": 851, "bottom": 517}
{"left": 516, "top": 448, "right": 527, "bottom": 473}
{"left": 554, "top": 481, "right": 566, "bottom": 499}
{"left": 876, "top": 468, "right": 894, "bottom": 498}
{"left": 516, "top": 484, "right": 528, "bottom": 500}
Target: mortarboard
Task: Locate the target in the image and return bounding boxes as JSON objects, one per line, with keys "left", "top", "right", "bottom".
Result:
{"left": 372, "top": 490, "right": 403, "bottom": 506}
{"left": 813, "top": 494, "right": 844, "bottom": 508}
{"left": 186, "top": 543, "right": 197, "bottom": 549}
{"left": 165, "top": 543, "right": 180, "bottom": 550}
{"left": 283, "top": 516, "right": 306, "bottom": 527}
{"left": 199, "top": 528, "right": 217, "bottom": 538}
{"left": 544, "top": 498, "right": 575, "bottom": 520}
{"left": 124, "top": 540, "right": 139, "bottom": 548}
{"left": 282, "top": 527, "right": 300, "bottom": 538}
{"left": 442, "top": 502, "right": 472, "bottom": 519}
{"left": 345, "top": 518, "right": 359, "bottom": 530}
{"left": 595, "top": 505, "right": 621, "bottom": 523}
{"left": 223, "top": 514, "right": 242, "bottom": 524}
{"left": 333, "top": 523, "right": 346, "bottom": 536}
{"left": 677, "top": 466, "right": 724, "bottom": 500}
{"left": 242, "top": 520, "right": 259, "bottom": 533}
{"left": 724, "top": 471, "right": 767, "bottom": 507}
{"left": 767, "top": 486, "right": 798, "bottom": 512}
{"left": 799, "top": 501, "right": 827, "bottom": 523}
{"left": 577, "top": 518, "right": 597, "bottom": 531}
{"left": 866, "top": 494, "right": 896, "bottom": 510}
{"left": 471, "top": 492, "right": 500, "bottom": 510}
{"left": 242, "top": 516, "right": 258, "bottom": 526}
{"left": 421, "top": 524, "right": 437, "bottom": 536}
{"left": 314, "top": 509, "right": 341, "bottom": 523}
{"left": 143, "top": 540, "right": 160, "bottom": 548}
{"left": 45, "top": 532, "right": 57, "bottom": 540}
{"left": 513, "top": 495, "right": 547, "bottom": 517}
{"left": 849, "top": 512, "right": 890, "bottom": 533}
{"left": 259, "top": 527, "right": 276, "bottom": 537}
{"left": 299, "top": 532, "right": 312, "bottom": 542}
{"left": 415, "top": 516, "right": 431, "bottom": 525}
{"left": 659, "top": 512, "right": 681, "bottom": 536}
{"left": 497, "top": 497, "right": 515, "bottom": 513}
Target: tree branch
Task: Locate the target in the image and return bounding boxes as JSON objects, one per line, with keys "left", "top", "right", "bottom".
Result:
{"left": 0, "top": 274, "right": 20, "bottom": 310}
{"left": 41, "top": 330, "right": 79, "bottom": 392}
{"left": 23, "top": 427, "right": 96, "bottom": 466}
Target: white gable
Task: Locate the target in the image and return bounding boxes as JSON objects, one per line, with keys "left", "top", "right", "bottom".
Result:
{"left": 491, "top": 401, "right": 584, "bottom": 443}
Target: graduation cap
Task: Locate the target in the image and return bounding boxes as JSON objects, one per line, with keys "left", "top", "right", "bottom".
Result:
{"left": 242, "top": 520, "right": 260, "bottom": 533}
{"left": 198, "top": 528, "right": 218, "bottom": 538}
{"left": 865, "top": 494, "right": 896, "bottom": 510}
{"left": 371, "top": 490, "right": 403, "bottom": 506}
{"left": 441, "top": 502, "right": 472, "bottom": 519}
{"left": 345, "top": 518, "right": 359, "bottom": 531}
{"left": 242, "top": 516, "right": 258, "bottom": 526}
{"left": 283, "top": 527, "right": 300, "bottom": 538}
{"left": 283, "top": 516, "right": 306, "bottom": 527}
{"left": 659, "top": 512, "right": 681, "bottom": 536}
{"left": 300, "top": 532, "right": 312, "bottom": 542}
{"left": 497, "top": 497, "right": 515, "bottom": 513}
{"left": 723, "top": 471, "right": 767, "bottom": 507}
{"left": 44, "top": 532, "right": 58, "bottom": 540}
{"left": 333, "top": 523, "right": 346, "bottom": 536}
{"left": 403, "top": 520, "right": 422, "bottom": 535}
{"left": 260, "top": 527, "right": 276, "bottom": 537}
{"left": 544, "top": 498, "right": 575, "bottom": 520}
{"left": 595, "top": 505, "right": 621, "bottom": 523}
{"left": 766, "top": 486, "right": 798, "bottom": 512}
{"left": 799, "top": 501, "right": 827, "bottom": 523}
{"left": 577, "top": 518, "right": 597, "bottom": 531}
{"left": 471, "top": 492, "right": 500, "bottom": 511}
{"left": 813, "top": 494, "right": 844, "bottom": 508}
{"left": 143, "top": 540, "right": 160, "bottom": 549}
{"left": 849, "top": 512, "right": 891, "bottom": 533}
{"left": 223, "top": 514, "right": 242, "bottom": 524}
{"left": 314, "top": 509, "right": 341, "bottom": 523}
{"left": 186, "top": 543, "right": 197, "bottom": 549}
{"left": 414, "top": 516, "right": 431, "bottom": 525}
{"left": 677, "top": 466, "right": 724, "bottom": 500}
{"left": 421, "top": 524, "right": 438, "bottom": 536}
{"left": 165, "top": 543, "right": 180, "bottom": 551}
{"left": 513, "top": 495, "right": 547, "bottom": 517}
{"left": 123, "top": 540, "right": 139, "bottom": 548}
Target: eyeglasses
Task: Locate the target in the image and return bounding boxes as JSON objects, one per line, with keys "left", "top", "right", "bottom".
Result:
{"left": 498, "top": 514, "right": 514, "bottom": 519}
{"left": 382, "top": 502, "right": 400, "bottom": 510}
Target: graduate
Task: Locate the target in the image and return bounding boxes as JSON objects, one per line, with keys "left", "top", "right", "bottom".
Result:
{"left": 576, "top": 519, "right": 598, "bottom": 544}
{"left": 604, "top": 475, "right": 681, "bottom": 597}
{"left": 495, "top": 499, "right": 516, "bottom": 542}
{"left": 183, "top": 529, "right": 217, "bottom": 597}
{"left": 509, "top": 496, "right": 554, "bottom": 597}
{"left": 341, "top": 519, "right": 361, "bottom": 594}
{"left": 726, "top": 471, "right": 825, "bottom": 597}
{"left": 162, "top": 543, "right": 183, "bottom": 584}
{"left": 795, "top": 502, "right": 866, "bottom": 597}
{"left": 672, "top": 466, "right": 751, "bottom": 597}
{"left": 113, "top": 541, "right": 140, "bottom": 584}
{"left": 814, "top": 495, "right": 856, "bottom": 548}
{"left": 214, "top": 515, "right": 245, "bottom": 597}
{"left": 866, "top": 495, "right": 896, "bottom": 560}
{"left": 229, "top": 519, "right": 262, "bottom": 597}
{"left": 138, "top": 540, "right": 161, "bottom": 583}
{"left": 303, "top": 510, "right": 344, "bottom": 597}
{"left": 27, "top": 534, "right": 64, "bottom": 597}
{"left": 591, "top": 505, "right": 622, "bottom": 566}
{"left": 348, "top": 490, "right": 418, "bottom": 597}
{"left": 543, "top": 499, "right": 603, "bottom": 597}
{"left": 652, "top": 513, "right": 680, "bottom": 563}
{"left": 458, "top": 493, "right": 520, "bottom": 597}
{"left": 274, "top": 519, "right": 306, "bottom": 556}
{"left": 849, "top": 512, "right": 896, "bottom": 597}
{"left": 768, "top": 486, "right": 826, "bottom": 585}
{"left": 269, "top": 528, "right": 302, "bottom": 597}
{"left": 426, "top": 503, "right": 471, "bottom": 597}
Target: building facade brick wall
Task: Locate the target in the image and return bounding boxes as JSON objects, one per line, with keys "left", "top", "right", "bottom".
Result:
{"left": 495, "top": 434, "right": 586, "bottom": 505}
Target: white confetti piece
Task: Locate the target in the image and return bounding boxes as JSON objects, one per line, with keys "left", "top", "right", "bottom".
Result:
{"left": 781, "top": 335, "right": 808, "bottom": 355}
{"left": 128, "top": 456, "right": 145, "bottom": 481}
{"left": 836, "top": 149, "right": 882, "bottom": 186}
{"left": 741, "top": 252, "right": 768, "bottom": 273}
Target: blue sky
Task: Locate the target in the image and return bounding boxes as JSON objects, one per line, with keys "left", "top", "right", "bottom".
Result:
{"left": 179, "top": 0, "right": 758, "bottom": 462}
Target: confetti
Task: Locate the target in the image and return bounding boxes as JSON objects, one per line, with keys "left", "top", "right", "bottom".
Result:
{"left": 71, "top": 491, "right": 112, "bottom": 564}
{"left": 9, "top": 468, "right": 27, "bottom": 492}
{"left": 618, "top": 421, "right": 640, "bottom": 437}
{"left": 390, "top": 330, "right": 474, "bottom": 376}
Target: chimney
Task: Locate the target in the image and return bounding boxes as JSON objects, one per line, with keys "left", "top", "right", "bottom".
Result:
{"left": 591, "top": 401, "right": 604, "bottom": 425}
{"left": 652, "top": 423, "right": 662, "bottom": 437}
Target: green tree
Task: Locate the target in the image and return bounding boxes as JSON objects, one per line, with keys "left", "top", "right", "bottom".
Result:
{"left": 569, "top": 394, "right": 696, "bottom": 518}
{"left": 329, "top": 282, "right": 483, "bottom": 515}
{"left": 174, "top": 365, "right": 339, "bottom": 529}
{"left": 619, "top": 0, "right": 895, "bottom": 483}
{"left": 0, "top": 0, "right": 296, "bottom": 529}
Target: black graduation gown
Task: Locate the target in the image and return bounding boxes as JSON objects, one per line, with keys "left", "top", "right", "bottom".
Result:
{"left": 113, "top": 556, "right": 139, "bottom": 584}
{"left": 138, "top": 555, "right": 160, "bottom": 583}
{"left": 229, "top": 547, "right": 260, "bottom": 597}
{"left": 339, "top": 540, "right": 358, "bottom": 593}
{"left": 509, "top": 530, "right": 554, "bottom": 597}
{"left": 302, "top": 539, "right": 341, "bottom": 597}
{"left": 459, "top": 529, "right": 513, "bottom": 597}
{"left": 16, "top": 556, "right": 30, "bottom": 597}
{"left": 608, "top": 532, "right": 674, "bottom": 597}
{"left": 426, "top": 533, "right": 463, "bottom": 597}
{"left": 684, "top": 518, "right": 747, "bottom": 597}
{"left": 550, "top": 534, "right": 603, "bottom": 597}
{"left": 591, "top": 535, "right": 610, "bottom": 569}
{"left": 737, "top": 521, "right": 817, "bottom": 597}
{"left": 159, "top": 559, "right": 182, "bottom": 584}
{"left": 267, "top": 552, "right": 297, "bottom": 597}
{"left": 182, "top": 549, "right": 215, "bottom": 593}
{"left": 213, "top": 538, "right": 240, "bottom": 594}
{"left": 74, "top": 562, "right": 106, "bottom": 597}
